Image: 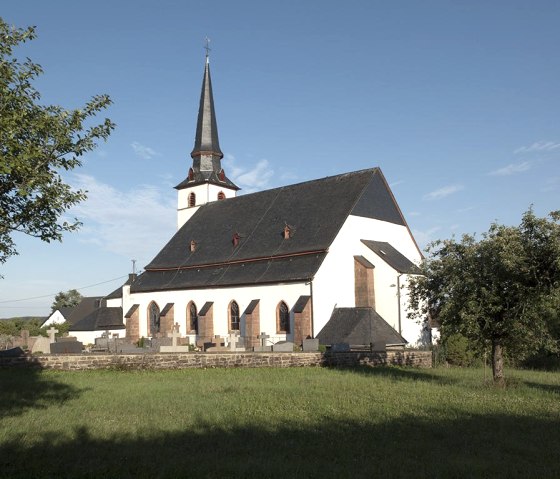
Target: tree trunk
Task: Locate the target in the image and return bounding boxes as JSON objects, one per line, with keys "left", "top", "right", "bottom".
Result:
{"left": 492, "top": 340, "right": 505, "bottom": 387}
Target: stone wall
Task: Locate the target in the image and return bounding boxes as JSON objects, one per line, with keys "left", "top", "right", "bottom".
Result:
{"left": 0, "top": 350, "right": 431, "bottom": 370}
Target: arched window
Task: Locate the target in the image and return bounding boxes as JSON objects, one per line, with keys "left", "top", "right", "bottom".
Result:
{"left": 188, "top": 192, "right": 196, "bottom": 207}
{"left": 148, "top": 301, "right": 160, "bottom": 336}
{"left": 217, "top": 191, "right": 225, "bottom": 200}
{"left": 229, "top": 300, "right": 240, "bottom": 331}
{"left": 277, "top": 301, "right": 290, "bottom": 334}
{"left": 187, "top": 301, "right": 198, "bottom": 333}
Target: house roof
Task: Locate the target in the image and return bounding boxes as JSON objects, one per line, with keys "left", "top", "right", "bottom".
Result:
{"left": 317, "top": 307, "right": 408, "bottom": 346}
{"left": 55, "top": 297, "right": 104, "bottom": 326}
{"left": 70, "top": 307, "right": 124, "bottom": 331}
{"left": 361, "top": 240, "right": 421, "bottom": 274}
{"left": 132, "top": 168, "right": 412, "bottom": 293}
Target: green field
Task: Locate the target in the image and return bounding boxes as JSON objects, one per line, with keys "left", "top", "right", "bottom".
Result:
{"left": 1, "top": 366, "right": 559, "bottom": 478}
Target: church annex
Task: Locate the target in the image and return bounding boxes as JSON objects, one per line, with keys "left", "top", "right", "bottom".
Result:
{"left": 71, "top": 53, "right": 426, "bottom": 348}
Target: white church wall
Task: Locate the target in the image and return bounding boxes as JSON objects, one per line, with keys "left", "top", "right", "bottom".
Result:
{"left": 312, "top": 214, "right": 424, "bottom": 345}
{"left": 177, "top": 183, "right": 236, "bottom": 229}
{"left": 70, "top": 328, "right": 125, "bottom": 346}
{"left": 125, "top": 281, "right": 309, "bottom": 344}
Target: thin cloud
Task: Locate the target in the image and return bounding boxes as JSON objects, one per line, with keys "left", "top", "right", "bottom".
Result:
{"left": 514, "top": 141, "right": 560, "bottom": 154}
{"left": 70, "top": 174, "right": 176, "bottom": 261}
{"left": 423, "top": 185, "right": 464, "bottom": 201}
{"left": 389, "top": 180, "right": 405, "bottom": 188}
{"left": 223, "top": 155, "right": 274, "bottom": 194}
{"left": 131, "top": 141, "right": 159, "bottom": 160}
{"left": 488, "top": 161, "right": 531, "bottom": 176}
{"left": 411, "top": 226, "right": 442, "bottom": 250}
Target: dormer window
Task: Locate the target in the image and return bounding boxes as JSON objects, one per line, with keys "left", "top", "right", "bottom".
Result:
{"left": 188, "top": 168, "right": 194, "bottom": 181}
{"left": 217, "top": 191, "right": 225, "bottom": 200}
{"left": 219, "top": 169, "right": 226, "bottom": 181}
{"left": 190, "top": 240, "right": 197, "bottom": 252}
{"left": 188, "top": 192, "right": 196, "bottom": 207}
{"left": 232, "top": 232, "right": 240, "bottom": 247}
{"left": 283, "top": 224, "right": 293, "bottom": 239}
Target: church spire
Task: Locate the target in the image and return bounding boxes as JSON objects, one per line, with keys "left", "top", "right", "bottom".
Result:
{"left": 190, "top": 46, "right": 224, "bottom": 171}
{"left": 175, "top": 44, "right": 239, "bottom": 198}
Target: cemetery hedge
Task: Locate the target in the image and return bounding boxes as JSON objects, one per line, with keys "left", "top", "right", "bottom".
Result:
{"left": 0, "top": 366, "right": 559, "bottom": 478}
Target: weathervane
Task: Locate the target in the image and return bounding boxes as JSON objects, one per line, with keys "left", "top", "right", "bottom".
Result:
{"left": 204, "top": 36, "right": 211, "bottom": 61}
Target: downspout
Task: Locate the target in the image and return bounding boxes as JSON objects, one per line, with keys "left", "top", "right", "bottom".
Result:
{"left": 396, "top": 273, "right": 404, "bottom": 334}
{"left": 309, "top": 279, "right": 315, "bottom": 337}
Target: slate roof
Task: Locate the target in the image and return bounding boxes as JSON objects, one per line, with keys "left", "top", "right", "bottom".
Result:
{"left": 70, "top": 307, "right": 124, "bottom": 331}
{"left": 56, "top": 297, "right": 104, "bottom": 326}
{"left": 132, "top": 168, "right": 411, "bottom": 293}
{"left": 317, "top": 307, "right": 407, "bottom": 346}
{"left": 361, "top": 240, "right": 421, "bottom": 274}
{"left": 105, "top": 274, "right": 138, "bottom": 300}
{"left": 244, "top": 300, "right": 259, "bottom": 315}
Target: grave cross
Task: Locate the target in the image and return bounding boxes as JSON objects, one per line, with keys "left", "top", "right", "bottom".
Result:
{"left": 228, "top": 330, "right": 240, "bottom": 351}
{"left": 258, "top": 332, "right": 270, "bottom": 347}
{"left": 167, "top": 322, "right": 181, "bottom": 348}
{"left": 47, "top": 326, "right": 58, "bottom": 343}
{"left": 213, "top": 335, "right": 225, "bottom": 347}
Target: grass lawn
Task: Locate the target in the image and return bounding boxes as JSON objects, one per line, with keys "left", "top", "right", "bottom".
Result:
{"left": 0, "top": 366, "right": 559, "bottom": 478}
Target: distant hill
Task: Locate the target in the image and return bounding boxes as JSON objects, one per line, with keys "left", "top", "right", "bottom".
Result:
{"left": 0, "top": 316, "right": 47, "bottom": 321}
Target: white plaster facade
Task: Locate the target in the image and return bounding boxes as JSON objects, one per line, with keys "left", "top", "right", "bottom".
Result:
{"left": 42, "top": 310, "right": 66, "bottom": 327}
{"left": 114, "top": 211, "right": 425, "bottom": 347}
{"left": 177, "top": 183, "right": 236, "bottom": 228}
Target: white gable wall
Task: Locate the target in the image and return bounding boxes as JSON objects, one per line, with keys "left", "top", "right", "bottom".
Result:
{"left": 311, "top": 214, "right": 424, "bottom": 346}
{"left": 42, "top": 310, "right": 66, "bottom": 327}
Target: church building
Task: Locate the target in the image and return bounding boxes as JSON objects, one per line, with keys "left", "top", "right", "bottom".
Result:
{"left": 72, "top": 53, "right": 426, "bottom": 349}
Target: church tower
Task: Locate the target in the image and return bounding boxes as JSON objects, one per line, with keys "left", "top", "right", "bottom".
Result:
{"left": 175, "top": 49, "right": 239, "bottom": 229}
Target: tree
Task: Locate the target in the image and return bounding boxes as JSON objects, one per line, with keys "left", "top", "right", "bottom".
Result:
{"left": 0, "top": 18, "right": 115, "bottom": 265}
{"left": 408, "top": 208, "right": 560, "bottom": 386}
{"left": 51, "top": 289, "right": 83, "bottom": 311}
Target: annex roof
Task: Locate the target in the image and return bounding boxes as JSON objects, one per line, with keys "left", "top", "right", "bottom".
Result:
{"left": 317, "top": 307, "right": 408, "bottom": 346}
{"left": 70, "top": 307, "right": 124, "bottom": 332}
{"left": 361, "top": 240, "right": 421, "bottom": 274}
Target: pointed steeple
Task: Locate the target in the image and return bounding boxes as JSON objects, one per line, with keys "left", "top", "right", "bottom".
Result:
{"left": 175, "top": 49, "right": 239, "bottom": 192}
{"left": 191, "top": 57, "right": 223, "bottom": 170}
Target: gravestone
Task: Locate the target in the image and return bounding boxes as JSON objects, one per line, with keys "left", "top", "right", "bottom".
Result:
{"left": 206, "top": 335, "right": 229, "bottom": 352}
{"left": 0, "top": 347, "right": 25, "bottom": 357}
{"left": 50, "top": 339, "right": 83, "bottom": 354}
{"left": 227, "top": 331, "right": 245, "bottom": 352}
{"left": 47, "top": 327, "right": 58, "bottom": 343}
{"left": 160, "top": 323, "right": 190, "bottom": 353}
{"left": 254, "top": 332, "right": 272, "bottom": 352}
{"left": 21, "top": 330, "right": 30, "bottom": 347}
{"left": 31, "top": 337, "right": 52, "bottom": 354}
{"left": 302, "top": 338, "right": 319, "bottom": 352}
{"left": 331, "top": 343, "right": 350, "bottom": 352}
{"left": 272, "top": 341, "right": 294, "bottom": 352}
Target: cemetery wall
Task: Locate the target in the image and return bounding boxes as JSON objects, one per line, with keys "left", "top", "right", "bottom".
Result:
{"left": 0, "top": 350, "right": 432, "bottom": 370}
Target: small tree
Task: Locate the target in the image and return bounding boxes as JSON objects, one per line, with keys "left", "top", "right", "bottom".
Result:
{"left": 408, "top": 208, "right": 560, "bottom": 386}
{"left": 51, "top": 289, "right": 82, "bottom": 311}
{"left": 0, "top": 18, "right": 114, "bottom": 265}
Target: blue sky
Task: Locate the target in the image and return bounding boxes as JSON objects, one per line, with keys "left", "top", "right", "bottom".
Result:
{"left": 1, "top": 0, "right": 559, "bottom": 318}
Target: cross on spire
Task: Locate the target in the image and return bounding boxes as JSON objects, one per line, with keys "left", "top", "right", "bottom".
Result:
{"left": 204, "top": 36, "right": 211, "bottom": 62}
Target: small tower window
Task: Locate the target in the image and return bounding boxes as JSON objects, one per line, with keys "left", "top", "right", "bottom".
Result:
{"left": 188, "top": 192, "right": 196, "bottom": 207}
{"left": 188, "top": 168, "right": 194, "bottom": 181}
{"left": 190, "top": 240, "right": 197, "bottom": 252}
{"left": 219, "top": 169, "right": 226, "bottom": 181}
{"left": 232, "top": 232, "right": 241, "bottom": 247}
{"left": 283, "top": 224, "right": 293, "bottom": 240}
{"left": 217, "top": 191, "right": 225, "bottom": 200}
